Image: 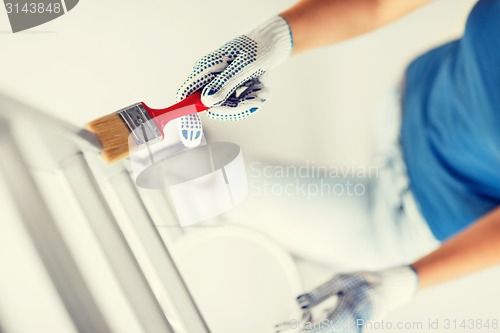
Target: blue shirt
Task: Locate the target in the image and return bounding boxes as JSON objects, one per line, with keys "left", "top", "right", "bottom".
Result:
{"left": 401, "top": 0, "right": 500, "bottom": 241}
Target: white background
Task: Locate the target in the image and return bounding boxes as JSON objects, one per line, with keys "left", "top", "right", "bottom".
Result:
{"left": 0, "top": 0, "right": 478, "bottom": 165}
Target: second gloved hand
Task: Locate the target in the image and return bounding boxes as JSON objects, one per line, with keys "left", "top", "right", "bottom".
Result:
{"left": 274, "top": 266, "right": 418, "bottom": 333}
{"left": 176, "top": 15, "right": 293, "bottom": 147}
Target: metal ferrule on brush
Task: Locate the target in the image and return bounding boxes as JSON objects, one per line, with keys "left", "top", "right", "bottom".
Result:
{"left": 116, "top": 103, "right": 163, "bottom": 147}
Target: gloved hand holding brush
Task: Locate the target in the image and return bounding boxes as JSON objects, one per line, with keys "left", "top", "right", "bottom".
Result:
{"left": 176, "top": 15, "right": 293, "bottom": 147}
{"left": 274, "top": 266, "right": 418, "bottom": 333}
{"left": 87, "top": 16, "right": 293, "bottom": 161}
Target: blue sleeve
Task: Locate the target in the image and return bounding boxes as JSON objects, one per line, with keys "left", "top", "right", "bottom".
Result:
{"left": 400, "top": 0, "right": 500, "bottom": 241}
{"left": 461, "top": 0, "right": 500, "bottom": 103}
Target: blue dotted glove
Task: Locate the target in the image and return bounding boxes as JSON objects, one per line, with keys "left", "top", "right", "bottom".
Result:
{"left": 176, "top": 15, "right": 293, "bottom": 147}
{"left": 274, "top": 266, "right": 418, "bottom": 333}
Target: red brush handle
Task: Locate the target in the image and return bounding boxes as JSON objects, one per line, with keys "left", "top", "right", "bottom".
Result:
{"left": 140, "top": 91, "right": 208, "bottom": 132}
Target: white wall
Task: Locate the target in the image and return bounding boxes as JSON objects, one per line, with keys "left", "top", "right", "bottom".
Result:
{"left": 0, "top": 0, "right": 475, "bottom": 166}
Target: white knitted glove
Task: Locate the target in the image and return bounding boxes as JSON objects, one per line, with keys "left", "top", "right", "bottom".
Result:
{"left": 274, "top": 266, "right": 418, "bottom": 333}
{"left": 176, "top": 15, "right": 293, "bottom": 147}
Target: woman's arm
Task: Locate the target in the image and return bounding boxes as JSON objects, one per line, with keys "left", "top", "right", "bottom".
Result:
{"left": 412, "top": 206, "right": 500, "bottom": 289}
{"left": 281, "top": 0, "right": 431, "bottom": 53}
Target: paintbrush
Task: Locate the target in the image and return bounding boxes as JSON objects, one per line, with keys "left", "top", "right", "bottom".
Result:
{"left": 87, "top": 91, "right": 208, "bottom": 163}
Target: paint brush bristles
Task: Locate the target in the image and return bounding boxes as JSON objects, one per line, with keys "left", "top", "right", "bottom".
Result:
{"left": 87, "top": 113, "right": 133, "bottom": 163}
